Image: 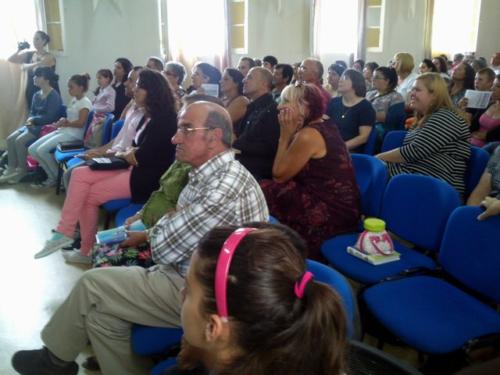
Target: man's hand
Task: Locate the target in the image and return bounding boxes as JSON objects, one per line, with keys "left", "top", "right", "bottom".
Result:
{"left": 478, "top": 196, "right": 500, "bottom": 221}
{"left": 124, "top": 213, "right": 142, "bottom": 227}
{"left": 119, "top": 231, "right": 148, "bottom": 248}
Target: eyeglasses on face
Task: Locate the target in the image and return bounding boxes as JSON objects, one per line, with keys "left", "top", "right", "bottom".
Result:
{"left": 176, "top": 126, "right": 212, "bottom": 135}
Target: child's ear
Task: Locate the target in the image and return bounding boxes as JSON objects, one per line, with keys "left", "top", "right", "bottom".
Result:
{"left": 204, "top": 314, "right": 229, "bottom": 343}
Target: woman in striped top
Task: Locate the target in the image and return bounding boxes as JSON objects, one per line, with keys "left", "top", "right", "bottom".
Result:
{"left": 376, "top": 73, "right": 470, "bottom": 196}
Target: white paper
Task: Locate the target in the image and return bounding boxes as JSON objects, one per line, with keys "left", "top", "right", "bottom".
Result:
{"left": 201, "top": 83, "right": 219, "bottom": 98}
{"left": 93, "top": 158, "right": 112, "bottom": 164}
{"left": 465, "top": 90, "right": 492, "bottom": 109}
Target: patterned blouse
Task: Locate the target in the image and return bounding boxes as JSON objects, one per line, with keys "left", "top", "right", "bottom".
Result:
{"left": 366, "top": 90, "right": 404, "bottom": 116}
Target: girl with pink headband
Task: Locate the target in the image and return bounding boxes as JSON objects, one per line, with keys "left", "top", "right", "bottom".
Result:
{"left": 175, "top": 225, "right": 347, "bottom": 375}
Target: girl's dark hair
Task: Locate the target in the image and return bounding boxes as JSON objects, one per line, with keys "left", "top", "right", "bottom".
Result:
{"left": 224, "top": 68, "right": 244, "bottom": 95}
{"left": 343, "top": 69, "right": 367, "bottom": 97}
{"left": 462, "top": 62, "right": 476, "bottom": 90}
{"left": 353, "top": 59, "right": 365, "bottom": 70}
{"left": 433, "top": 56, "right": 448, "bottom": 73}
{"left": 94, "top": 69, "right": 113, "bottom": 96}
{"left": 421, "top": 59, "right": 438, "bottom": 72}
{"left": 328, "top": 63, "right": 346, "bottom": 77}
{"left": 375, "top": 66, "right": 398, "bottom": 91}
{"left": 365, "top": 62, "right": 379, "bottom": 72}
{"left": 35, "top": 30, "right": 50, "bottom": 46}
{"left": 33, "top": 66, "right": 56, "bottom": 83}
{"left": 137, "top": 68, "right": 177, "bottom": 117}
{"left": 115, "top": 58, "right": 133, "bottom": 83}
{"left": 194, "top": 226, "right": 347, "bottom": 375}
{"left": 197, "top": 63, "right": 222, "bottom": 84}
{"left": 69, "top": 73, "right": 91, "bottom": 92}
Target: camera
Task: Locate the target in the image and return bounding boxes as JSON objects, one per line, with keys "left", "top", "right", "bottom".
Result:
{"left": 17, "top": 41, "right": 30, "bottom": 51}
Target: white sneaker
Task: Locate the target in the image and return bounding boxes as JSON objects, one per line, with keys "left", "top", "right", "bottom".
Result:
{"left": 31, "top": 179, "right": 56, "bottom": 188}
{"left": 0, "top": 169, "right": 19, "bottom": 183}
{"left": 62, "top": 249, "right": 91, "bottom": 265}
{"left": 6, "top": 171, "right": 28, "bottom": 184}
{"left": 34, "top": 232, "right": 74, "bottom": 259}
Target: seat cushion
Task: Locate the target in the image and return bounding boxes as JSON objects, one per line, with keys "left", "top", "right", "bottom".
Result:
{"left": 101, "top": 198, "right": 131, "bottom": 212}
{"left": 321, "top": 234, "right": 437, "bottom": 284}
{"left": 115, "top": 204, "right": 144, "bottom": 227}
{"left": 363, "top": 276, "right": 500, "bottom": 354}
{"left": 131, "top": 325, "right": 183, "bottom": 356}
{"left": 55, "top": 148, "right": 86, "bottom": 162}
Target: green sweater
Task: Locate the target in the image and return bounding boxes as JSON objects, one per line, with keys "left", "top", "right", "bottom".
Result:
{"left": 139, "top": 161, "right": 191, "bottom": 227}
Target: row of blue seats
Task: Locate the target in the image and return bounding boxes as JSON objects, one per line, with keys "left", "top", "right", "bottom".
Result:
{"left": 54, "top": 112, "right": 117, "bottom": 194}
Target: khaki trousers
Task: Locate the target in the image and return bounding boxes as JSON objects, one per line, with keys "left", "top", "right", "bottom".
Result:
{"left": 41, "top": 265, "right": 184, "bottom": 375}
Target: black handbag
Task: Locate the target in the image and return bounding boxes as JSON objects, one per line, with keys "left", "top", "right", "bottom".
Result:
{"left": 56, "top": 141, "right": 85, "bottom": 151}
{"left": 86, "top": 157, "right": 130, "bottom": 170}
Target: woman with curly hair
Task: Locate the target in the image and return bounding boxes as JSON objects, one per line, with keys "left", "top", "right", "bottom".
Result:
{"left": 35, "top": 69, "right": 177, "bottom": 263}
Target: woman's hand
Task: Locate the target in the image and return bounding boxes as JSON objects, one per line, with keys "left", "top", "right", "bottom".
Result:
{"left": 124, "top": 213, "right": 142, "bottom": 227}
{"left": 55, "top": 118, "right": 68, "bottom": 128}
{"left": 119, "top": 231, "right": 148, "bottom": 248}
{"left": 457, "top": 97, "right": 469, "bottom": 110}
{"left": 117, "top": 147, "right": 138, "bottom": 166}
{"left": 478, "top": 197, "right": 500, "bottom": 221}
{"left": 278, "top": 104, "right": 303, "bottom": 142}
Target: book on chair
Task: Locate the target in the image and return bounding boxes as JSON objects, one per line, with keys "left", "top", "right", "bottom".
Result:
{"left": 95, "top": 220, "right": 146, "bottom": 246}
{"left": 347, "top": 246, "right": 400, "bottom": 265}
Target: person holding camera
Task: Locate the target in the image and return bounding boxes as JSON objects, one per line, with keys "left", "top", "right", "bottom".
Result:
{"left": 8, "top": 30, "right": 58, "bottom": 109}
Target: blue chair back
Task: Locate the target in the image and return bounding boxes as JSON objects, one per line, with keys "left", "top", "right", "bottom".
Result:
{"left": 351, "top": 154, "right": 388, "bottom": 217}
{"left": 439, "top": 206, "right": 500, "bottom": 303}
{"left": 381, "top": 174, "right": 461, "bottom": 252}
{"left": 306, "top": 260, "right": 358, "bottom": 338}
{"left": 82, "top": 110, "right": 95, "bottom": 139}
{"left": 363, "top": 127, "right": 378, "bottom": 155}
{"left": 101, "top": 113, "right": 116, "bottom": 145}
{"left": 111, "top": 119, "right": 125, "bottom": 140}
{"left": 384, "top": 102, "right": 406, "bottom": 132}
{"left": 59, "top": 105, "right": 67, "bottom": 118}
{"left": 464, "top": 146, "right": 490, "bottom": 197}
{"left": 380, "top": 130, "right": 407, "bottom": 152}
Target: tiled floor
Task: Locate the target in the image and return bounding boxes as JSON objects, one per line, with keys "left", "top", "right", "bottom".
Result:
{"left": 0, "top": 183, "right": 100, "bottom": 374}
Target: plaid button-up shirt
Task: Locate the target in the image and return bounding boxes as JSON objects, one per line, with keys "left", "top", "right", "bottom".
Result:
{"left": 149, "top": 150, "right": 269, "bottom": 276}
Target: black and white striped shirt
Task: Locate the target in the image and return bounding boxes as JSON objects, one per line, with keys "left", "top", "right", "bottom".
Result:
{"left": 388, "top": 108, "right": 471, "bottom": 194}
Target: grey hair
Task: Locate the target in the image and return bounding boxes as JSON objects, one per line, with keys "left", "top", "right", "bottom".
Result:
{"left": 165, "top": 61, "right": 186, "bottom": 85}
{"left": 204, "top": 110, "right": 233, "bottom": 147}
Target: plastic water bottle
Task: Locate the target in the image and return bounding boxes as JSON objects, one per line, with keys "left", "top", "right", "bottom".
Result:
{"left": 355, "top": 218, "right": 395, "bottom": 256}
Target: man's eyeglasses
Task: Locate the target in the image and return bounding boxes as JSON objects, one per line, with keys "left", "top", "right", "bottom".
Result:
{"left": 176, "top": 127, "right": 212, "bottom": 135}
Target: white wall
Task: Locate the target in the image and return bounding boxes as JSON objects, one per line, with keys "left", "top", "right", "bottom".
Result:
{"left": 57, "top": 0, "right": 161, "bottom": 102}
{"left": 475, "top": 0, "right": 500, "bottom": 62}
{"left": 231, "top": 0, "right": 311, "bottom": 66}
{"left": 365, "top": 0, "right": 427, "bottom": 68}
{"left": 54, "top": 0, "right": 499, "bottom": 102}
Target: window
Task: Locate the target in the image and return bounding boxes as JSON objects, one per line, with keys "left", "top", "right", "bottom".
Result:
{"left": 365, "top": 0, "right": 385, "bottom": 51}
{"left": 313, "top": 0, "right": 359, "bottom": 56}
{"left": 0, "top": 0, "right": 38, "bottom": 59}
{"left": 42, "top": 0, "right": 64, "bottom": 52}
{"left": 230, "top": 0, "right": 247, "bottom": 53}
{"left": 165, "top": 0, "right": 226, "bottom": 62}
{"left": 431, "top": 0, "right": 481, "bottom": 56}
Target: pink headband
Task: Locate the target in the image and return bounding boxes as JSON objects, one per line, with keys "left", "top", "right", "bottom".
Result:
{"left": 215, "top": 228, "right": 256, "bottom": 322}
{"left": 214, "top": 228, "right": 314, "bottom": 322}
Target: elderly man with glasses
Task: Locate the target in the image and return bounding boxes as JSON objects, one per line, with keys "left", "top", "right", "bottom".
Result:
{"left": 12, "top": 101, "right": 269, "bottom": 375}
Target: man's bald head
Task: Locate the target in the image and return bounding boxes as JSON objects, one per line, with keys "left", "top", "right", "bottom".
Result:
{"left": 243, "top": 67, "right": 273, "bottom": 100}
{"left": 299, "top": 58, "right": 324, "bottom": 84}
{"left": 182, "top": 101, "right": 233, "bottom": 147}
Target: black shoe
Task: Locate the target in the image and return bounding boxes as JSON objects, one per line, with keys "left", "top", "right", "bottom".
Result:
{"left": 12, "top": 347, "right": 78, "bottom": 375}
{"left": 82, "top": 355, "right": 101, "bottom": 371}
